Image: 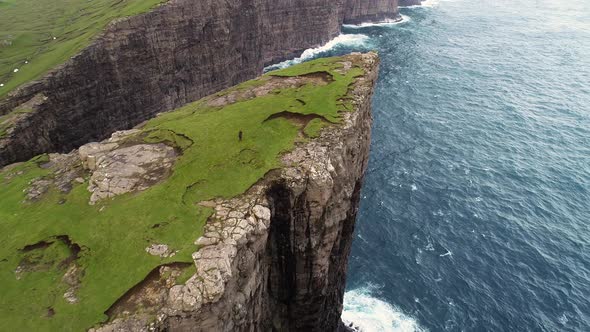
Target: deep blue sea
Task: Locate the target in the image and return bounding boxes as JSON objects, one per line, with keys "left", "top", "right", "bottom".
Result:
{"left": 273, "top": 0, "right": 590, "bottom": 330}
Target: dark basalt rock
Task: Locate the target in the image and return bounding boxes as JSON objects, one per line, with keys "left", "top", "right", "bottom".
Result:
{"left": 0, "top": 0, "right": 398, "bottom": 167}
{"left": 344, "top": 0, "right": 400, "bottom": 25}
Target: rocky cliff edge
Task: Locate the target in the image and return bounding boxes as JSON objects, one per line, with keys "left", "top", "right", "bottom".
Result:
{"left": 0, "top": 53, "right": 378, "bottom": 331}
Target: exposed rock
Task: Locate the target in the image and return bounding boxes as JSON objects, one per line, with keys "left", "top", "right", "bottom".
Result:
{"left": 87, "top": 144, "right": 176, "bottom": 205}
{"left": 15, "top": 128, "right": 178, "bottom": 205}
{"left": 25, "top": 152, "right": 84, "bottom": 201}
{"left": 338, "top": 320, "right": 362, "bottom": 332}
{"left": 252, "top": 205, "right": 271, "bottom": 221}
{"left": 146, "top": 244, "right": 176, "bottom": 258}
{"left": 79, "top": 143, "right": 120, "bottom": 171}
{"left": 63, "top": 264, "right": 83, "bottom": 304}
{"left": 26, "top": 178, "right": 53, "bottom": 201}
{"left": 101, "top": 264, "right": 191, "bottom": 325}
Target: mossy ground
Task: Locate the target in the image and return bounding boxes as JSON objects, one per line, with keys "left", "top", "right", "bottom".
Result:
{"left": 0, "top": 0, "right": 165, "bottom": 98}
{"left": 0, "top": 56, "right": 364, "bottom": 331}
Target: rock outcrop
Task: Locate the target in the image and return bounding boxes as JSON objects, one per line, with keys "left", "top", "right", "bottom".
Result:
{"left": 87, "top": 52, "right": 378, "bottom": 331}
{"left": 0, "top": 0, "right": 396, "bottom": 167}
{"left": 0, "top": 53, "right": 377, "bottom": 331}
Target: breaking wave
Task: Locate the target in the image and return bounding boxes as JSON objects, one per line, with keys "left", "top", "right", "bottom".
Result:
{"left": 343, "top": 15, "right": 411, "bottom": 29}
{"left": 342, "top": 286, "right": 426, "bottom": 332}
{"left": 264, "top": 34, "right": 370, "bottom": 71}
{"left": 401, "top": 0, "right": 447, "bottom": 8}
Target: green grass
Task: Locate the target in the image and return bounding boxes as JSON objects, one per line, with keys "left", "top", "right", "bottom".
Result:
{"left": 0, "top": 0, "right": 166, "bottom": 98}
{"left": 303, "top": 118, "right": 326, "bottom": 138}
{"left": 0, "top": 56, "right": 364, "bottom": 331}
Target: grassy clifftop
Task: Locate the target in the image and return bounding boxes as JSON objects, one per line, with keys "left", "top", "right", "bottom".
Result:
{"left": 0, "top": 0, "right": 165, "bottom": 98}
{"left": 0, "top": 55, "right": 366, "bottom": 331}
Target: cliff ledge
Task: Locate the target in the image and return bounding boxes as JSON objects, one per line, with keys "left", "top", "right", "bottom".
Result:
{"left": 0, "top": 53, "right": 378, "bottom": 331}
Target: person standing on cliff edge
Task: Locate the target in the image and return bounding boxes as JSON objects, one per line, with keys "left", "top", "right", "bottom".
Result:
{"left": 239, "top": 130, "right": 243, "bottom": 141}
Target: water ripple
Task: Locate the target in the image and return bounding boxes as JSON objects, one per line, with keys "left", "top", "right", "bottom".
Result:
{"left": 339, "top": 0, "right": 590, "bottom": 330}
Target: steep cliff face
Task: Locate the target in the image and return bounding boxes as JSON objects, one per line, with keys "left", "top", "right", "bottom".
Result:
{"left": 92, "top": 53, "right": 378, "bottom": 331}
{"left": 344, "top": 0, "right": 400, "bottom": 24}
{"left": 260, "top": 0, "right": 345, "bottom": 65}
{"left": 0, "top": 0, "right": 394, "bottom": 167}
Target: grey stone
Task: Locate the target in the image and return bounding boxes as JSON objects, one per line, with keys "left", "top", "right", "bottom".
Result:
{"left": 87, "top": 144, "right": 176, "bottom": 204}
{"left": 146, "top": 244, "right": 173, "bottom": 258}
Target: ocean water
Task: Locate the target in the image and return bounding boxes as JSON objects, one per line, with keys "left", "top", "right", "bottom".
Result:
{"left": 270, "top": 0, "right": 590, "bottom": 330}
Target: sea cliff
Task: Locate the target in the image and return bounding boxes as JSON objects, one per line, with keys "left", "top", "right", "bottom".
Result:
{"left": 0, "top": 53, "right": 378, "bottom": 331}
{"left": 97, "top": 52, "right": 378, "bottom": 332}
{"left": 0, "top": 0, "right": 398, "bottom": 167}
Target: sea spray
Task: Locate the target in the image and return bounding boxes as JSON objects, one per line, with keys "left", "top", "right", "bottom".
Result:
{"left": 265, "top": 34, "right": 370, "bottom": 71}
{"left": 343, "top": 15, "right": 412, "bottom": 29}
{"left": 342, "top": 286, "right": 426, "bottom": 332}
{"left": 401, "top": 0, "right": 446, "bottom": 8}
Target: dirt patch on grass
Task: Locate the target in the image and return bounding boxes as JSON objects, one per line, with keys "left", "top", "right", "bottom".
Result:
{"left": 21, "top": 240, "right": 53, "bottom": 252}
{"left": 264, "top": 111, "right": 329, "bottom": 127}
{"left": 55, "top": 235, "right": 81, "bottom": 268}
{"left": 296, "top": 71, "right": 335, "bottom": 84}
{"left": 16, "top": 235, "right": 82, "bottom": 283}
{"left": 25, "top": 152, "right": 85, "bottom": 201}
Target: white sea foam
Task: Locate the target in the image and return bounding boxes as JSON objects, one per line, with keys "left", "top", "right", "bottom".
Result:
{"left": 425, "top": 238, "right": 434, "bottom": 251}
{"left": 402, "top": 0, "right": 447, "bottom": 8}
{"left": 439, "top": 250, "right": 452, "bottom": 257}
{"left": 420, "top": 0, "right": 445, "bottom": 7}
{"left": 559, "top": 313, "right": 569, "bottom": 325}
{"left": 343, "top": 15, "right": 411, "bottom": 29}
{"left": 265, "top": 33, "right": 370, "bottom": 71}
{"left": 342, "top": 286, "right": 426, "bottom": 332}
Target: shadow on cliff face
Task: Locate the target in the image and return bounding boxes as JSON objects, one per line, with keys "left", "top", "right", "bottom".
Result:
{"left": 265, "top": 177, "right": 364, "bottom": 331}
{"left": 266, "top": 181, "right": 296, "bottom": 304}
{"left": 266, "top": 181, "right": 296, "bottom": 330}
